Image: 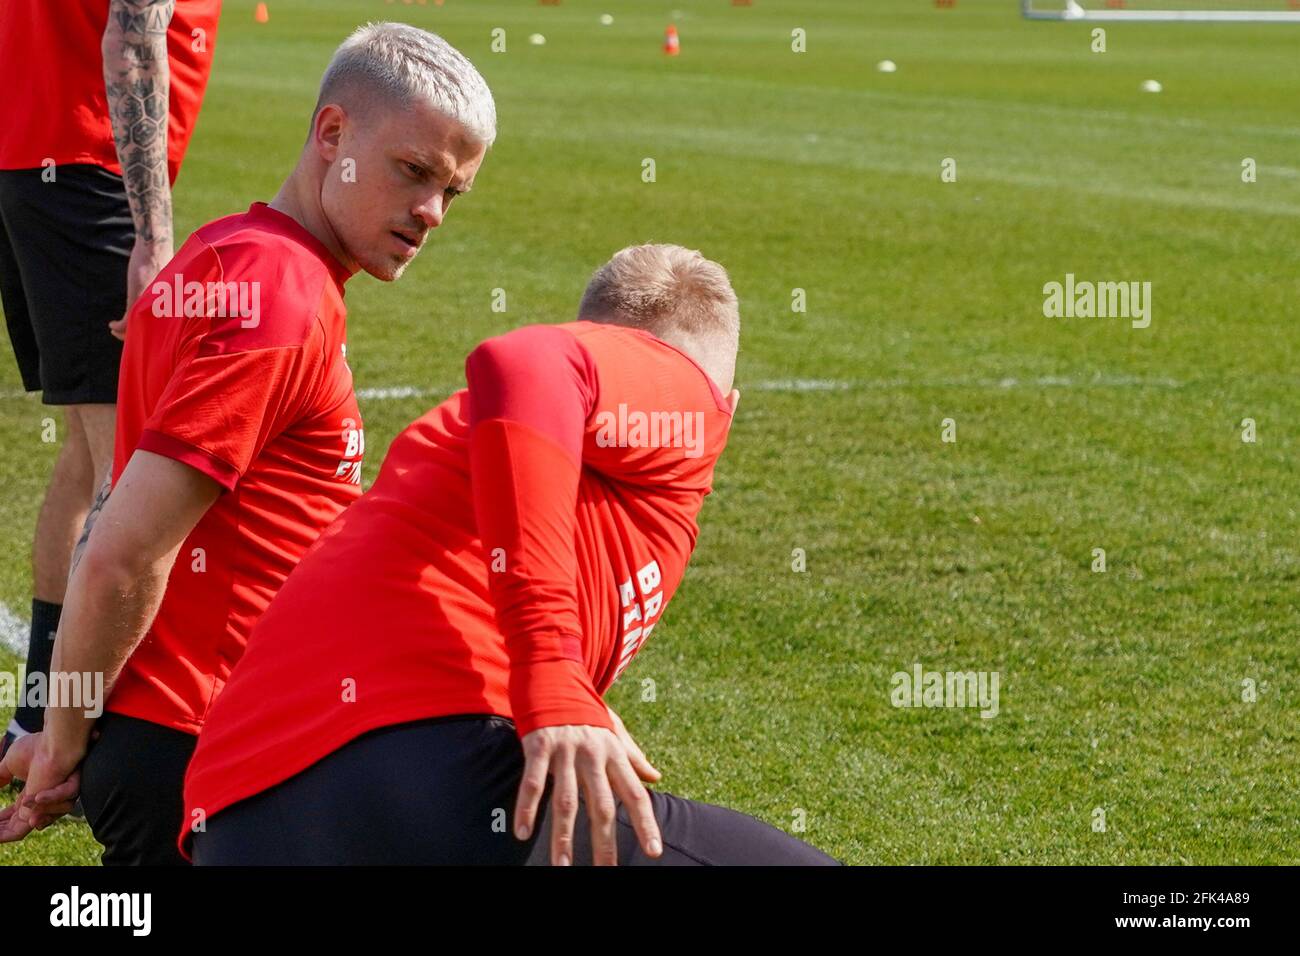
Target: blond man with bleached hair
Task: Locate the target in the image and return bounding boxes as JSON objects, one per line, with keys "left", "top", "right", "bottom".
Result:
{"left": 0, "top": 22, "right": 498, "bottom": 864}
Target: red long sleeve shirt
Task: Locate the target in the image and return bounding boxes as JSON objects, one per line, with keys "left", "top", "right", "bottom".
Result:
{"left": 181, "top": 321, "right": 734, "bottom": 844}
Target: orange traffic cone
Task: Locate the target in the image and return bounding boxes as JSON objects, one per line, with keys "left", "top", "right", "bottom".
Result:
{"left": 254, "top": 2, "right": 269, "bottom": 23}
{"left": 663, "top": 24, "right": 679, "bottom": 56}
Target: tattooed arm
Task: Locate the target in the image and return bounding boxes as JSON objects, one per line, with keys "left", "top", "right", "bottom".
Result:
{"left": 68, "top": 473, "right": 113, "bottom": 583}
{"left": 103, "top": 0, "right": 177, "bottom": 340}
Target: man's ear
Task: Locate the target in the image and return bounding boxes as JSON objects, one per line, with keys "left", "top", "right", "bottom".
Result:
{"left": 726, "top": 389, "right": 740, "bottom": 415}
{"left": 312, "top": 104, "right": 346, "bottom": 162}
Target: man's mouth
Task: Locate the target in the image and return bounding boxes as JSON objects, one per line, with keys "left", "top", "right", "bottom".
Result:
{"left": 392, "top": 230, "right": 421, "bottom": 251}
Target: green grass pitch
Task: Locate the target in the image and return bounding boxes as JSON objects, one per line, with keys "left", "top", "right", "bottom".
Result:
{"left": 2, "top": 0, "right": 1297, "bottom": 865}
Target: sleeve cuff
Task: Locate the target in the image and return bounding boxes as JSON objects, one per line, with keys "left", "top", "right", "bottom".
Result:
{"left": 137, "top": 429, "right": 241, "bottom": 491}
{"left": 508, "top": 656, "right": 615, "bottom": 738}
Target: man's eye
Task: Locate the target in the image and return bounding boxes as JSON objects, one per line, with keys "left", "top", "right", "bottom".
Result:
{"left": 404, "top": 162, "right": 424, "bottom": 178}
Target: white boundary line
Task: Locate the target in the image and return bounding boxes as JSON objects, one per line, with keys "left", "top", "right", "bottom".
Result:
{"left": 0, "top": 602, "right": 26, "bottom": 656}
{"left": 348, "top": 375, "right": 1184, "bottom": 401}
{"left": 0, "top": 375, "right": 1186, "bottom": 406}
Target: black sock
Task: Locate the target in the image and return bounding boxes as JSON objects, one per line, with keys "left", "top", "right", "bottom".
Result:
{"left": 12, "top": 598, "right": 61, "bottom": 734}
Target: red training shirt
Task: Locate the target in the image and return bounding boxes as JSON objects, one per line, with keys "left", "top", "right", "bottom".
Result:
{"left": 182, "top": 321, "right": 734, "bottom": 839}
{"left": 109, "top": 202, "right": 364, "bottom": 735}
{"left": 0, "top": 0, "right": 221, "bottom": 183}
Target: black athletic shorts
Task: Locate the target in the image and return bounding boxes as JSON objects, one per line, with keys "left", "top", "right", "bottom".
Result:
{"left": 191, "top": 715, "right": 840, "bottom": 866}
{"left": 0, "top": 164, "right": 132, "bottom": 405}
{"left": 79, "top": 712, "right": 197, "bottom": 867}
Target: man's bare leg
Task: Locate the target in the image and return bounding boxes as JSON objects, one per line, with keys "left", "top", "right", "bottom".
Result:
{"left": 73, "top": 403, "right": 117, "bottom": 498}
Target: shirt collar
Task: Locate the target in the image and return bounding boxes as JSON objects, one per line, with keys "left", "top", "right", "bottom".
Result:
{"left": 246, "top": 202, "right": 354, "bottom": 293}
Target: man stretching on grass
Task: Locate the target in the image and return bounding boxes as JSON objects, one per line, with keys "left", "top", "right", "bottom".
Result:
{"left": 180, "top": 244, "right": 838, "bottom": 865}
{"left": 0, "top": 22, "right": 496, "bottom": 864}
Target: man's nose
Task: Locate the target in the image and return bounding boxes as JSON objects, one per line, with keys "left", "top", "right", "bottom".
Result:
{"left": 412, "top": 191, "right": 445, "bottom": 230}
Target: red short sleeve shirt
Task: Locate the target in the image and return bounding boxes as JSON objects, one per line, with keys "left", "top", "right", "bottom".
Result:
{"left": 109, "top": 203, "right": 364, "bottom": 733}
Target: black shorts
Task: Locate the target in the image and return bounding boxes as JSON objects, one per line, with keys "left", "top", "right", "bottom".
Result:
{"left": 79, "top": 712, "right": 197, "bottom": 867}
{"left": 0, "top": 164, "right": 132, "bottom": 405}
{"left": 192, "top": 715, "right": 840, "bottom": 866}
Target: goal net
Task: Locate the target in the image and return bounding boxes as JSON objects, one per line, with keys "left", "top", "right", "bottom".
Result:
{"left": 1022, "top": 0, "right": 1300, "bottom": 20}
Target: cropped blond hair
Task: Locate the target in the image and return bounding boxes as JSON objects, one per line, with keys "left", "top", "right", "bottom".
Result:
{"left": 315, "top": 22, "right": 496, "bottom": 145}
{"left": 578, "top": 244, "right": 739, "bottom": 343}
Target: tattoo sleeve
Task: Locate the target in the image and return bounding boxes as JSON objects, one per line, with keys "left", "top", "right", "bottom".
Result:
{"left": 69, "top": 473, "right": 113, "bottom": 583}
{"left": 103, "top": 0, "right": 177, "bottom": 245}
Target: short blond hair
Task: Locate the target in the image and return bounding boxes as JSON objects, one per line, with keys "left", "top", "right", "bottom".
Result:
{"left": 315, "top": 22, "right": 496, "bottom": 145}
{"left": 578, "top": 244, "right": 739, "bottom": 342}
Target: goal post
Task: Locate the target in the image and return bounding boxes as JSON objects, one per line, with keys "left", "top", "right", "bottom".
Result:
{"left": 1021, "top": 0, "right": 1300, "bottom": 21}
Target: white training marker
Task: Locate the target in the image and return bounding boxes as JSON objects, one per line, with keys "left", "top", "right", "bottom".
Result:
{"left": 877, "top": 59, "right": 897, "bottom": 73}
{"left": 600, "top": 14, "right": 613, "bottom": 26}
{"left": 1141, "top": 79, "right": 1162, "bottom": 93}
{"left": 529, "top": 33, "right": 546, "bottom": 45}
